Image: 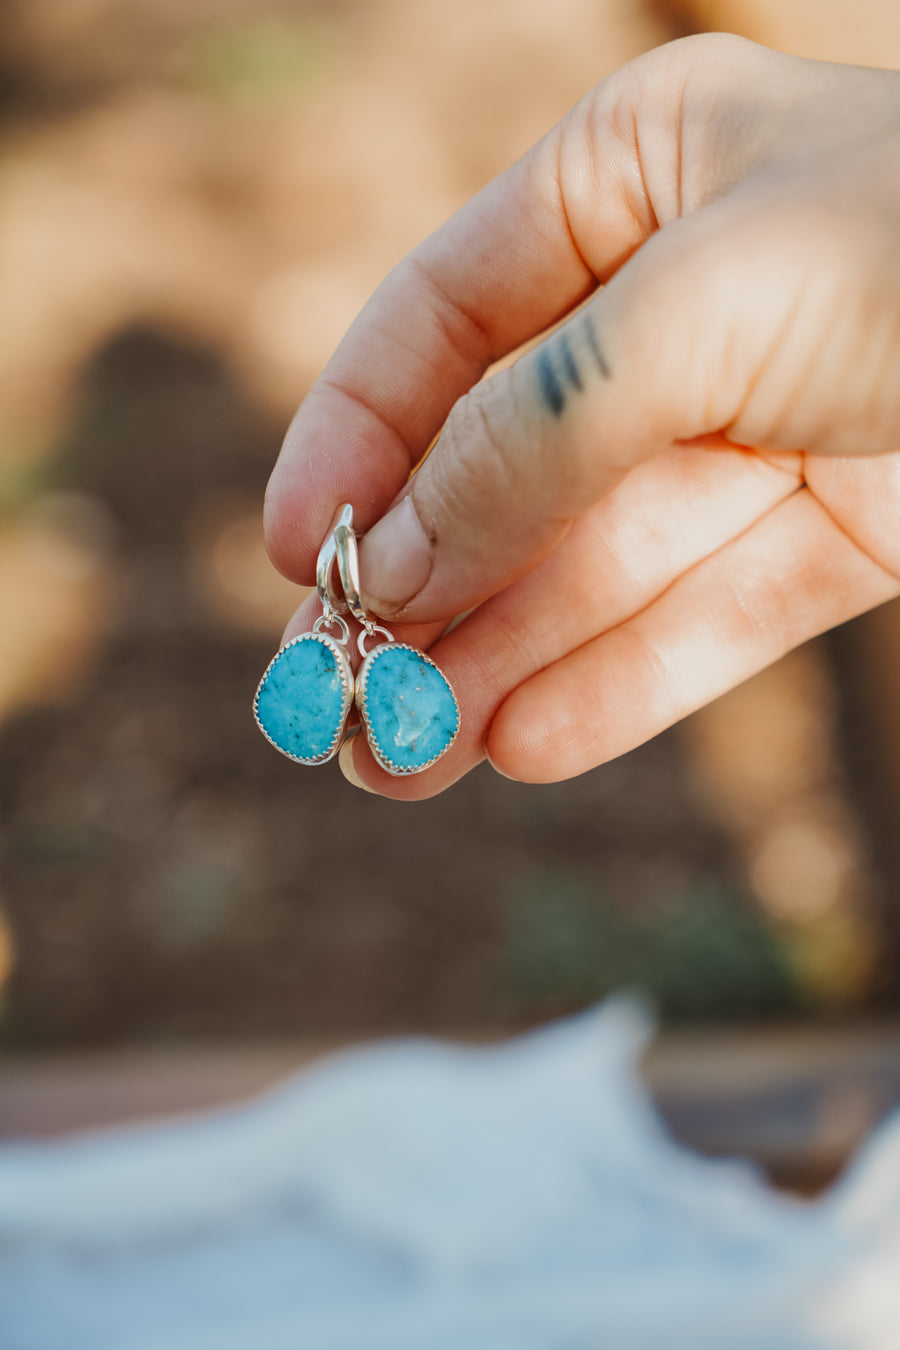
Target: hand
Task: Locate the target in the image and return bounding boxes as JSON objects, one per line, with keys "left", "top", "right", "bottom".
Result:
{"left": 264, "top": 34, "right": 900, "bottom": 799}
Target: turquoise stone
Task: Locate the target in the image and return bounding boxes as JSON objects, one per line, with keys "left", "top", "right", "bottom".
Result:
{"left": 358, "top": 644, "right": 459, "bottom": 774}
{"left": 254, "top": 634, "right": 350, "bottom": 764}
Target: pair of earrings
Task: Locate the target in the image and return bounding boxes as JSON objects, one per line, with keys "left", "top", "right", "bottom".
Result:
{"left": 253, "top": 504, "right": 460, "bottom": 776}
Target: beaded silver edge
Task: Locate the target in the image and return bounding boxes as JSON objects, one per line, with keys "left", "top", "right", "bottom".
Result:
{"left": 355, "top": 642, "right": 460, "bottom": 777}
{"left": 253, "top": 632, "right": 353, "bottom": 766}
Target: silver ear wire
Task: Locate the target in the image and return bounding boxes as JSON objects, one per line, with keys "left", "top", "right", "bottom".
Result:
{"left": 318, "top": 501, "right": 385, "bottom": 646}
{"left": 333, "top": 518, "right": 366, "bottom": 626}
{"left": 315, "top": 503, "right": 354, "bottom": 618}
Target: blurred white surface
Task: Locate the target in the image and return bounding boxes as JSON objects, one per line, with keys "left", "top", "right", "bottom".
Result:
{"left": 0, "top": 1001, "right": 897, "bottom": 1349}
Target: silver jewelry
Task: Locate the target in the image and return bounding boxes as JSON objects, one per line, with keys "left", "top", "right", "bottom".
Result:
{"left": 253, "top": 504, "right": 459, "bottom": 776}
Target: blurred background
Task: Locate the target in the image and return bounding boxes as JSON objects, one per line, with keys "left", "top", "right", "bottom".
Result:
{"left": 2, "top": 0, "right": 900, "bottom": 1192}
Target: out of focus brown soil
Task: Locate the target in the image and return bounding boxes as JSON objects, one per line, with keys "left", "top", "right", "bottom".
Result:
{"left": 2, "top": 0, "right": 900, "bottom": 1049}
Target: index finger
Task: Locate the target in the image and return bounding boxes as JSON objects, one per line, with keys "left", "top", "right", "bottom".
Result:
{"left": 263, "top": 63, "right": 659, "bottom": 582}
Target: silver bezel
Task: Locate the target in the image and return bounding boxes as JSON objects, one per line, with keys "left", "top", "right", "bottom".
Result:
{"left": 355, "top": 642, "right": 460, "bottom": 776}
{"left": 253, "top": 632, "right": 353, "bottom": 766}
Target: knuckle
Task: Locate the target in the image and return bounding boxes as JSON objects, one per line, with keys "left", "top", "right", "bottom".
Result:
{"left": 432, "top": 375, "right": 522, "bottom": 524}
{"left": 721, "top": 560, "right": 795, "bottom": 653}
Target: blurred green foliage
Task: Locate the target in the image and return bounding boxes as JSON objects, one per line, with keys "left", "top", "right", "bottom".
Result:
{"left": 503, "top": 870, "right": 798, "bottom": 1022}
{"left": 0, "top": 455, "right": 56, "bottom": 521}
{"left": 178, "top": 18, "right": 337, "bottom": 102}
{"left": 146, "top": 857, "right": 242, "bottom": 950}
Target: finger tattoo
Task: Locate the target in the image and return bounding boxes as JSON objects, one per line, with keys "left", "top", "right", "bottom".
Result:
{"left": 584, "top": 313, "right": 611, "bottom": 380}
{"left": 535, "top": 315, "right": 610, "bottom": 419}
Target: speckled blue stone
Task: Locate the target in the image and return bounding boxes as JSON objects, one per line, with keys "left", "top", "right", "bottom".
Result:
{"left": 255, "top": 635, "right": 349, "bottom": 762}
{"left": 361, "top": 646, "right": 459, "bottom": 772}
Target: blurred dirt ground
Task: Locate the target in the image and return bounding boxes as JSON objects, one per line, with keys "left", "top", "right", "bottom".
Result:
{"left": 3, "top": 0, "right": 900, "bottom": 1062}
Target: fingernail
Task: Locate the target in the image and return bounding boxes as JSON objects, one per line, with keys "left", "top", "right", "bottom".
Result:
{"left": 359, "top": 495, "right": 433, "bottom": 615}
{"left": 339, "top": 737, "right": 376, "bottom": 792}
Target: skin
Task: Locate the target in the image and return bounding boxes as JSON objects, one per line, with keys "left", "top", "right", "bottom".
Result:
{"left": 264, "top": 34, "right": 900, "bottom": 800}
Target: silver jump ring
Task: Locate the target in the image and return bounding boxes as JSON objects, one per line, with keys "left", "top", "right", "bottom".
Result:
{"left": 313, "top": 611, "right": 350, "bottom": 645}
{"left": 357, "top": 623, "right": 394, "bottom": 658}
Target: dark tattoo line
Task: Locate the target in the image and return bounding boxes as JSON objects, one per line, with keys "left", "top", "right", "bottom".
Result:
{"left": 537, "top": 348, "right": 565, "bottom": 417}
{"left": 585, "top": 313, "right": 611, "bottom": 379}
{"left": 536, "top": 317, "right": 611, "bottom": 419}
{"left": 559, "top": 332, "right": 582, "bottom": 391}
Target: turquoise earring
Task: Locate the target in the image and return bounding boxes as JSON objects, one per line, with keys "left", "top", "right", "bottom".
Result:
{"left": 252, "top": 508, "right": 355, "bottom": 765}
{"left": 332, "top": 508, "right": 460, "bottom": 776}
{"left": 253, "top": 505, "right": 459, "bottom": 775}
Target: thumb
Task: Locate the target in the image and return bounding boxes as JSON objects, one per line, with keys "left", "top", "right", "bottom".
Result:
{"left": 356, "top": 184, "right": 872, "bottom": 623}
